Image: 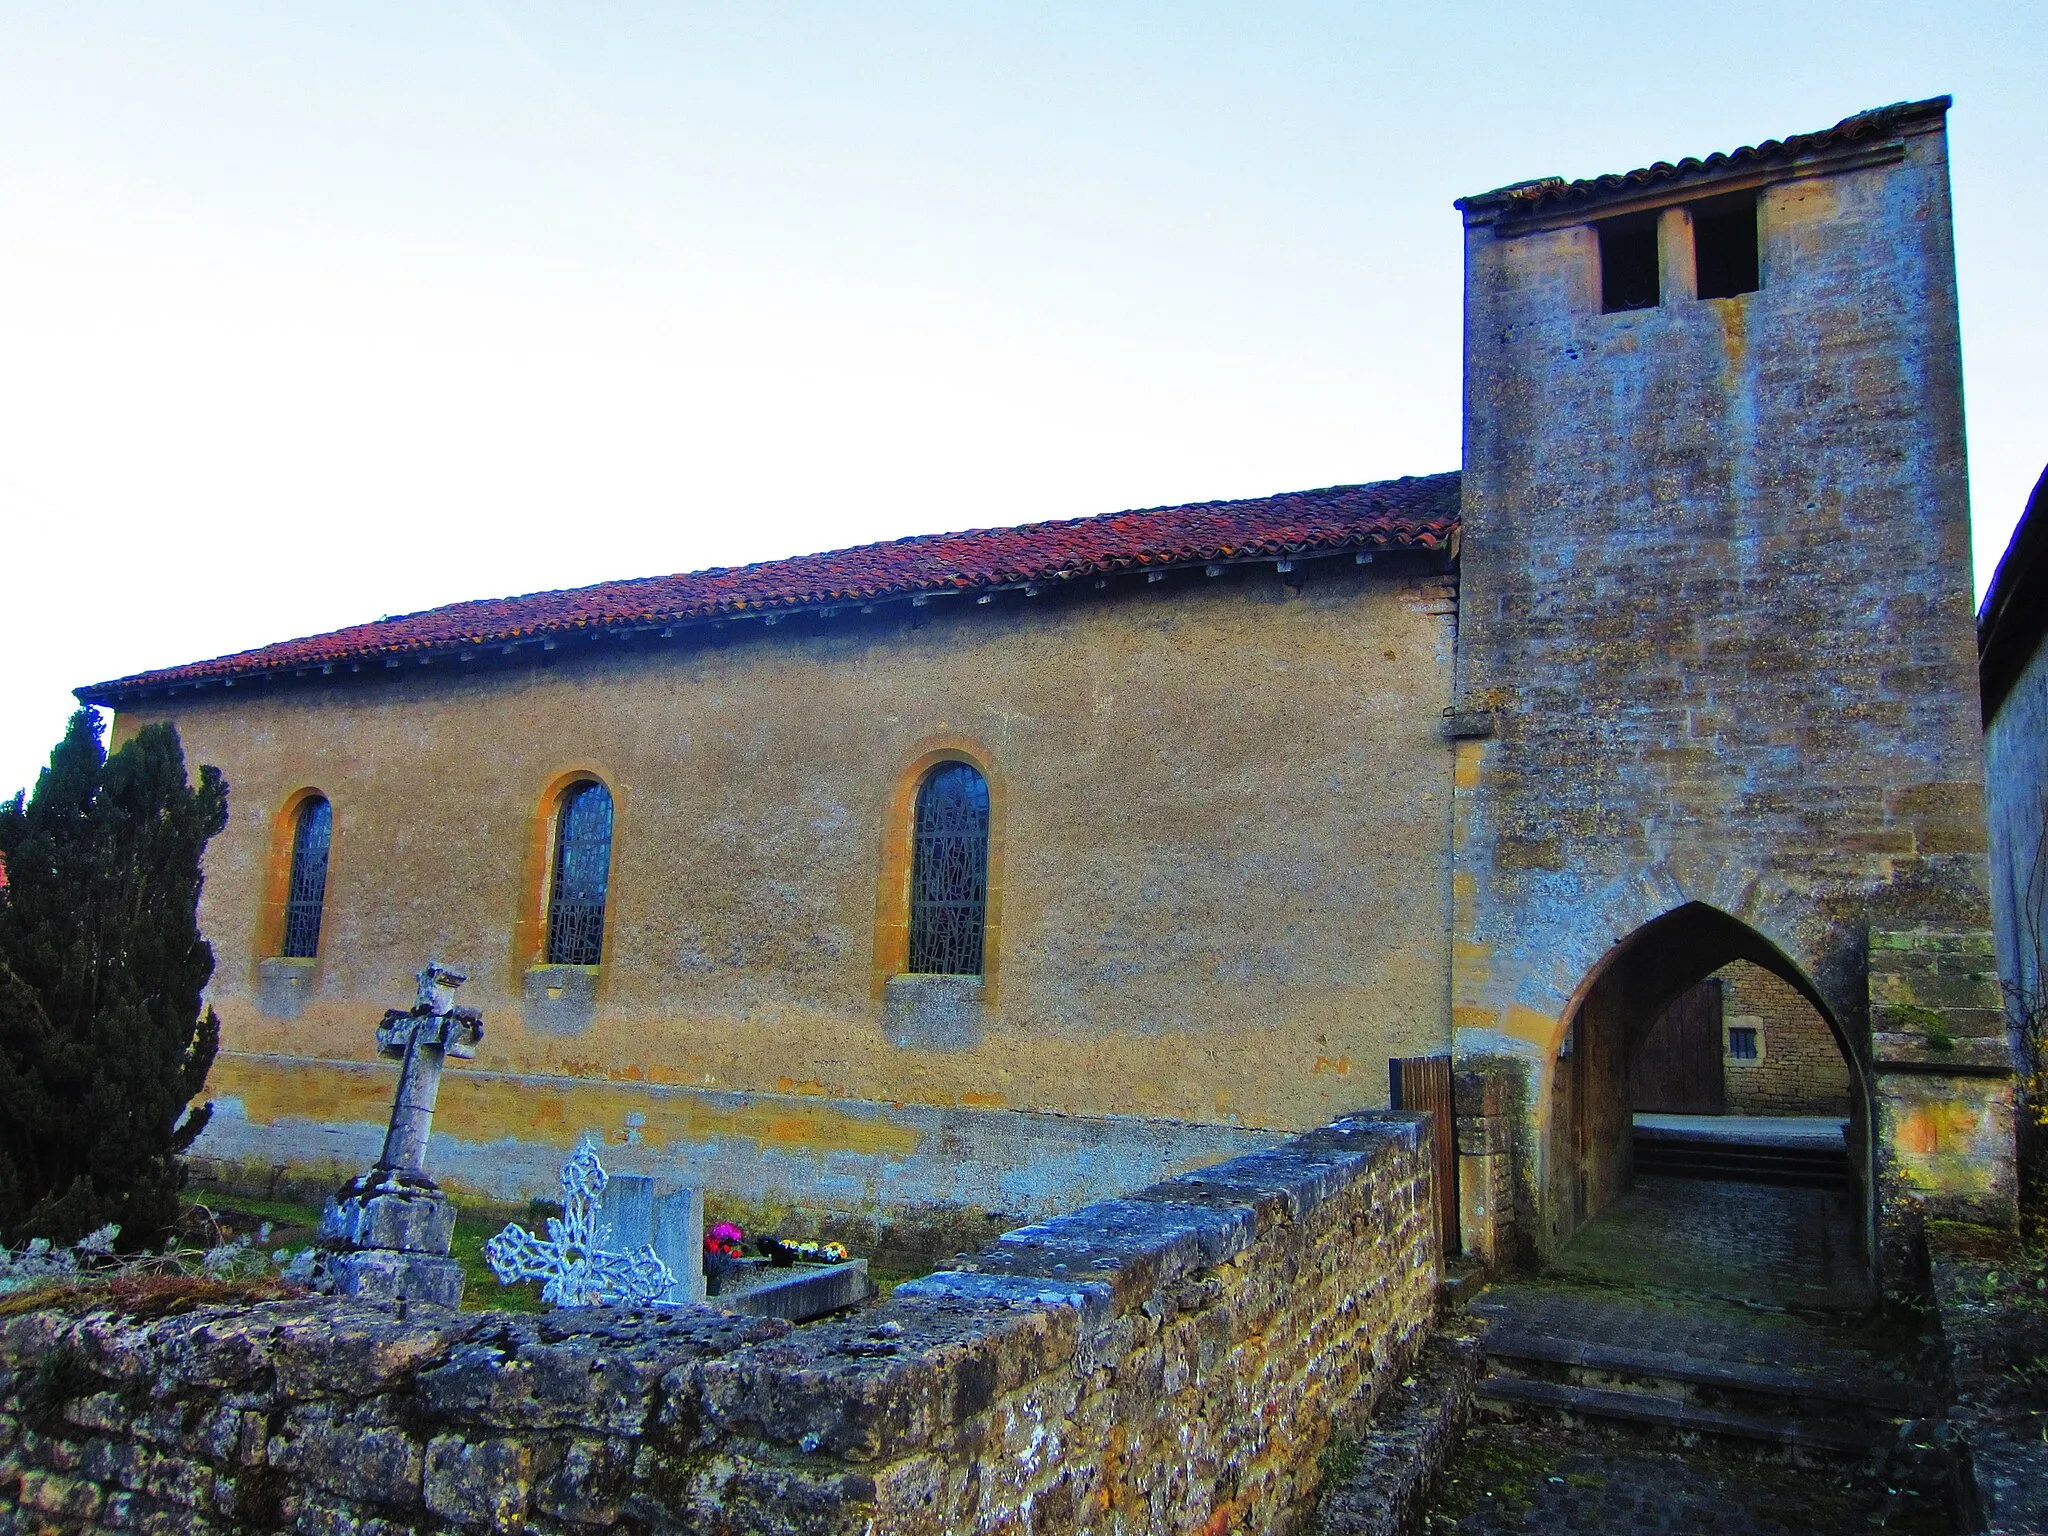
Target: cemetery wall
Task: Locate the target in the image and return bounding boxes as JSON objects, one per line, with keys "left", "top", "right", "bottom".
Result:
{"left": 0, "top": 1114, "right": 1439, "bottom": 1536}
{"left": 115, "top": 556, "right": 1458, "bottom": 1215}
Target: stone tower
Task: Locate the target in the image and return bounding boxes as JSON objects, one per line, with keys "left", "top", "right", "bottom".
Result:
{"left": 1446, "top": 98, "right": 2003, "bottom": 1276}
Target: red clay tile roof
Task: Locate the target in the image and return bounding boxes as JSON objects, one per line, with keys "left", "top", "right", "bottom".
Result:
{"left": 1457, "top": 97, "right": 1950, "bottom": 221}
{"left": 78, "top": 471, "right": 1460, "bottom": 702}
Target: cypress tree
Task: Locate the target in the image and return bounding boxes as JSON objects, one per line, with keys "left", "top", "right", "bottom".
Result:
{"left": 0, "top": 709, "right": 226, "bottom": 1246}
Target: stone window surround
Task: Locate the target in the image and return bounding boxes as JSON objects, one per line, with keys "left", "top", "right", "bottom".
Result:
{"left": 510, "top": 766, "right": 626, "bottom": 989}
{"left": 255, "top": 784, "right": 337, "bottom": 965}
{"left": 871, "top": 735, "right": 1008, "bottom": 1008}
{"left": 1725, "top": 1017, "right": 1767, "bottom": 1064}
{"left": 1558, "top": 133, "right": 1916, "bottom": 321}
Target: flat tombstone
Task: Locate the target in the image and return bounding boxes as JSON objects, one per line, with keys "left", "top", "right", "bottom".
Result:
{"left": 716, "top": 1259, "right": 873, "bottom": 1322}
{"left": 596, "top": 1174, "right": 705, "bottom": 1305}
{"left": 652, "top": 1185, "right": 706, "bottom": 1305}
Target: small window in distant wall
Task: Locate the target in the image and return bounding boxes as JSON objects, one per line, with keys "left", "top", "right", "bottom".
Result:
{"left": 1694, "top": 195, "right": 1760, "bottom": 299}
{"left": 908, "top": 761, "right": 990, "bottom": 976}
{"left": 1599, "top": 216, "right": 1661, "bottom": 313}
{"left": 547, "top": 781, "right": 614, "bottom": 966}
{"left": 281, "top": 796, "right": 332, "bottom": 959}
{"left": 1727, "top": 1025, "right": 1760, "bottom": 1061}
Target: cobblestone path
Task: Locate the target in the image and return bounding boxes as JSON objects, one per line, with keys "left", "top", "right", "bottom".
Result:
{"left": 1540, "top": 1175, "right": 1869, "bottom": 1310}
{"left": 1423, "top": 1174, "right": 1952, "bottom": 1534}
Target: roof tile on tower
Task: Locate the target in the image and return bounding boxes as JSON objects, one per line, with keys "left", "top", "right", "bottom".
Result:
{"left": 1456, "top": 97, "right": 1951, "bottom": 222}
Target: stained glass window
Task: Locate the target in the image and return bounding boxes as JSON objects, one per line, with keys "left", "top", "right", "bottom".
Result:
{"left": 547, "top": 781, "right": 614, "bottom": 966}
{"left": 281, "top": 796, "right": 332, "bottom": 959}
{"left": 908, "top": 761, "right": 989, "bottom": 976}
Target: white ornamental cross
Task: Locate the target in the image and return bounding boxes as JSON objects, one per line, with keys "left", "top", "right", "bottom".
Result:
{"left": 485, "top": 1139, "right": 675, "bottom": 1308}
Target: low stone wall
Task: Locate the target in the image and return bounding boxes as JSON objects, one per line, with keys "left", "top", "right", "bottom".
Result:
{"left": 1927, "top": 1223, "right": 2048, "bottom": 1536}
{"left": 0, "top": 1114, "right": 1437, "bottom": 1536}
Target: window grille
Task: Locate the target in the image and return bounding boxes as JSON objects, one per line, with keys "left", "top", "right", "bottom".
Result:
{"left": 908, "top": 761, "right": 989, "bottom": 976}
{"left": 281, "top": 796, "right": 332, "bottom": 959}
{"left": 1727, "top": 1026, "right": 1759, "bottom": 1061}
{"left": 547, "top": 781, "right": 614, "bottom": 966}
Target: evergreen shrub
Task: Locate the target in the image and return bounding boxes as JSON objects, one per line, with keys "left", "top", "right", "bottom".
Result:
{"left": 0, "top": 709, "right": 225, "bottom": 1246}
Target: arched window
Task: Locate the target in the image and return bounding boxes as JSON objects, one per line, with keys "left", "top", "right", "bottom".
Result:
{"left": 546, "top": 780, "right": 614, "bottom": 966}
{"left": 908, "top": 761, "right": 990, "bottom": 976}
{"left": 280, "top": 795, "right": 332, "bottom": 959}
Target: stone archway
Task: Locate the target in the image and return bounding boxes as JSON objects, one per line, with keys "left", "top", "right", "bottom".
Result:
{"left": 1545, "top": 901, "right": 1874, "bottom": 1271}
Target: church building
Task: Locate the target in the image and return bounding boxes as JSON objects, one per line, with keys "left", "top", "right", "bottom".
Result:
{"left": 79, "top": 97, "right": 2008, "bottom": 1283}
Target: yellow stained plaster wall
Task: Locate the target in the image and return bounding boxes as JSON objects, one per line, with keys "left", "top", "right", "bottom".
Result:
{"left": 207, "top": 1054, "right": 920, "bottom": 1159}
{"left": 126, "top": 563, "right": 1458, "bottom": 1150}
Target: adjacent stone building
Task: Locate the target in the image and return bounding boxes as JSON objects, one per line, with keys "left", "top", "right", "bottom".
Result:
{"left": 76, "top": 97, "right": 2010, "bottom": 1283}
{"left": 1717, "top": 962, "right": 1854, "bottom": 1118}
{"left": 1982, "top": 466, "right": 2048, "bottom": 1052}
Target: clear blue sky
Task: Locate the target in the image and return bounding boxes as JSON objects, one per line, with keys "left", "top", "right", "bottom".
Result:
{"left": 2, "top": 2, "right": 2042, "bottom": 798}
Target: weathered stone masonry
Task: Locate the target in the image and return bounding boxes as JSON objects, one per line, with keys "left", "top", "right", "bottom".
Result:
{"left": 1448, "top": 98, "right": 1995, "bottom": 1268}
{"left": 0, "top": 1115, "right": 1436, "bottom": 1535}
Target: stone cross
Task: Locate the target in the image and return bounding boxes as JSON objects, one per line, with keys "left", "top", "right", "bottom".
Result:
{"left": 314, "top": 961, "right": 484, "bottom": 1308}
{"left": 369, "top": 961, "right": 484, "bottom": 1187}
{"left": 485, "top": 1139, "right": 676, "bottom": 1308}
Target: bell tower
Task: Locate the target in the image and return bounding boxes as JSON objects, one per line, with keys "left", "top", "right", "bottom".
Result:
{"left": 1446, "top": 99, "right": 2001, "bottom": 1276}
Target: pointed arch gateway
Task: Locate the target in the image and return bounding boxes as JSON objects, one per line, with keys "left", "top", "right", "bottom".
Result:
{"left": 1546, "top": 901, "right": 1875, "bottom": 1271}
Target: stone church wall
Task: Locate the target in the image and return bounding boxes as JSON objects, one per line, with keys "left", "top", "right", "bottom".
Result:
{"left": 0, "top": 1115, "right": 1436, "bottom": 1536}
{"left": 115, "top": 557, "right": 1457, "bottom": 1218}
{"left": 1716, "top": 961, "right": 1852, "bottom": 1117}
{"left": 191, "top": 1073, "right": 1286, "bottom": 1257}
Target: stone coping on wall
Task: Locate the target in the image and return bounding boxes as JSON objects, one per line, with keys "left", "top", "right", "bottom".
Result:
{"left": 0, "top": 1112, "right": 1439, "bottom": 1535}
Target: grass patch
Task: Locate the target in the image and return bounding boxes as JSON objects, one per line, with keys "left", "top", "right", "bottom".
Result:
{"left": 1426, "top": 1417, "right": 1552, "bottom": 1522}
{"left": 451, "top": 1211, "right": 548, "bottom": 1313}
{"left": 184, "top": 1191, "right": 550, "bottom": 1313}
{"left": 178, "top": 1189, "right": 926, "bottom": 1313}
{"left": 1317, "top": 1433, "right": 1364, "bottom": 1488}
{"left": 864, "top": 1265, "right": 923, "bottom": 1300}
{"left": 0, "top": 1275, "right": 305, "bottom": 1321}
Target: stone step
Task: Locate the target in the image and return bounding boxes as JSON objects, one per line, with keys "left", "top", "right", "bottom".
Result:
{"left": 1474, "top": 1375, "right": 1890, "bottom": 1455}
{"left": 1439, "top": 1263, "right": 1488, "bottom": 1309}
{"left": 1632, "top": 1135, "right": 1850, "bottom": 1190}
{"left": 1480, "top": 1327, "right": 1901, "bottom": 1421}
